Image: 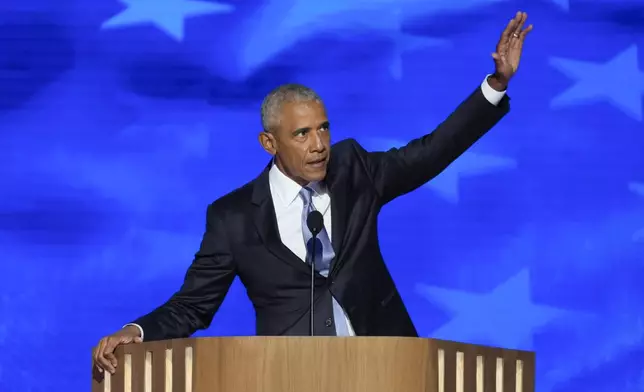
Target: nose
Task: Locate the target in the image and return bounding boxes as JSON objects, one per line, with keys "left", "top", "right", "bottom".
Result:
{"left": 309, "top": 130, "right": 325, "bottom": 153}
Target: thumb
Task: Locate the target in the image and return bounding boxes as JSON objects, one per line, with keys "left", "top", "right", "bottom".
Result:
{"left": 491, "top": 52, "right": 506, "bottom": 64}
{"left": 133, "top": 337, "right": 143, "bottom": 344}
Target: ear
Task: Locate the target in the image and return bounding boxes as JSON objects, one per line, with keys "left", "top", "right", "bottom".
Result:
{"left": 258, "top": 131, "right": 277, "bottom": 155}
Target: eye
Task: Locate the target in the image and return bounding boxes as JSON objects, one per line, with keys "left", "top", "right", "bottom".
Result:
{"left": 319, "top": 124, "right": 329, "bottom": 132}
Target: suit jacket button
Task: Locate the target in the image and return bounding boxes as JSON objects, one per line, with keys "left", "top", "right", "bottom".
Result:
{"left": 325, "top": 318, "right": 332, "bottom": 327}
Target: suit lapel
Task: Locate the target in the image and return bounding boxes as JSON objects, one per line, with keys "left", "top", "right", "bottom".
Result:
{"left": 326, "top": 153, "right": 348, "bottom": 274}
{"left": 251, "top": 163, "right": 314, "bottom": 276}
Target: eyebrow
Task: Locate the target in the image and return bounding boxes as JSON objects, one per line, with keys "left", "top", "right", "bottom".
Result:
{"left": 292, "top": 121, "right": 330, "bottom": 136}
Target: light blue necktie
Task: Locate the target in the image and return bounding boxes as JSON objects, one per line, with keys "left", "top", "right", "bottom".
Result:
{"left": 299, "top": 186, "right": 351, "bottom": 336}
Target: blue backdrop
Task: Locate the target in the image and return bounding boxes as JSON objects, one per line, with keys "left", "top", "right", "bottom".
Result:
{"left": 1, "top": 0, "right": 643, "bottom": 391}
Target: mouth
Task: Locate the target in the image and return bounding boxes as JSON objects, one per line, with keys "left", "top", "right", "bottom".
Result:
{"left": 307, "top": 157, "right": 327, "bottom": 168}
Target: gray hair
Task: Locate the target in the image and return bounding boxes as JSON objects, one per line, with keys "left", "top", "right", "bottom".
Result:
{"left": 260, "top": 83, "right": 322, "bottom": 132}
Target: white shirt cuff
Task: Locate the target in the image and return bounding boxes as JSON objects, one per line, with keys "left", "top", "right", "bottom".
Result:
{"left": 123, "top": 323, "right": 144, "bottom": 341}
{"left": 480, "top": 74, "right": 506, "bottom": 106}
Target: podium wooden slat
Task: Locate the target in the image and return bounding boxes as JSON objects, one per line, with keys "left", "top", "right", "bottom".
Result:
{"left": 150, "top": 342, "right": 168, "bottom": 392}
{"left": 111, "top": 351, "right": 125, "bottom": 392}
{"left": 127, "top": 347, "right": 144, "bottom": 392}
{"left": 522, "top": 351, "right": 536, "bottom": 392}
{"left": 91, "top": 337, "right": 535, "bottom": 392}
{"left": 443, "top": 348, "right": 456, "bottom": 392}
{"left": 484, "top": 350, "right": 498, "bottom": 392}
{"left": 462, "top": 345, "right": 477, "bottom": 392}
{"left": 503, "top": 350, "right": 517, "bottom": 392}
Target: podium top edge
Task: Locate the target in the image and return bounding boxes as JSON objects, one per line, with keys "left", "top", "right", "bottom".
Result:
{"left": 133, "top": 336, "right": 534, "bottom": 354}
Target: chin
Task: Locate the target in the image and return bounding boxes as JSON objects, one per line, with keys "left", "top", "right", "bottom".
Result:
{"left": 304, "top": 168, "right": 327, "bottom": 182}
{"left": 308, "top": 173, "right": 327, "bottom": 183}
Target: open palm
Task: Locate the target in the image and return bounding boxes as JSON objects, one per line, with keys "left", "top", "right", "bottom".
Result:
{"left": 492, "top": 12, "right": 533, "bottom": 84}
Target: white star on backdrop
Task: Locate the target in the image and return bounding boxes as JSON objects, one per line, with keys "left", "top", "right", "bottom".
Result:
{"left": 425, "top": 151, "right": 516, "bottom": 204}
{"left": 386, "top": 9, "right": 450, "bottom": 80}
{"left": 549, "top": 45, "right": 644, "bottom": 121}
{"left": 239, "top": 0, "right": 503, "bottom": 77}
{"left": 365, "top": 137, "right": 516, "bottom": 204}
{"left": 630, "top": 182, "right": 644, "bottom": 198}
{"left": 540, "top": 313, "right": 644, "bottom": 392}
{"left": 629, "top": 182, "right": 644, "bottom": 242}
{"left": 101, "top": 0, "right": 233, "bottom": 41}
{"left": 416, "top": 269, "right": 566, "bottom": 350}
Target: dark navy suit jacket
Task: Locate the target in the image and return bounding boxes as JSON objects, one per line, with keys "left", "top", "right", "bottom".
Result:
{"left": 131, "top": 86, "right": 510, "bottom": 340}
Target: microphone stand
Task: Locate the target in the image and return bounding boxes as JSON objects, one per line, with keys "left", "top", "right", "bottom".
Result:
{"left": 309, "top": 234, "right": 317, "bottom": 336}
{"left": 306, "top": 209, "right": 323, "bottom": 337}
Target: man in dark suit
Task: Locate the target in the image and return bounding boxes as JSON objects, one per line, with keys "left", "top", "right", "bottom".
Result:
{"left": 93, "top": 12, "right": 532, "bottom": 374}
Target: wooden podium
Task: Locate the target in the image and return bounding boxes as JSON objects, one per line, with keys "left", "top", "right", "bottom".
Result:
{"left": 91, "top": 337, "right": 534, "bottom": 392}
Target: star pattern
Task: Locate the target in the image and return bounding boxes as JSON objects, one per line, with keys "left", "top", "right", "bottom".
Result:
{"left": 101, "top": 0, "right": 234, "bottom": 41}
{"left": 549, "top": 45, "right": 644, "bottom": 121}
{"left": 238, "top": 0, "right": 502, "bottom": 75}
{"left": 539, "top": 312, "right": 644, "bottom": 392}
{"left": 3, "top": 1, "right": 644, "bottom": 391}
{"left": 385, "top": 9, "right": 450, "bottom": 80}
{"left": 365, "top": 137, "right": 516, "bottom": 203}
{"left": 416, "top": 270, "right": 566, "bottom": 350}
{"left": 424, "top": 151, "right": 516, "bottom": 203}
{"left": 630, "top": 182, "right": 644, "bottom": 242}
{"left": 630, "top": 181, "right": 644, "bottom": 198}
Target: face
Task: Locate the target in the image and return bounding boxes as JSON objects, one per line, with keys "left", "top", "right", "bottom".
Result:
{"left": 259, "top": 100, "right": 331, "bottom": 186}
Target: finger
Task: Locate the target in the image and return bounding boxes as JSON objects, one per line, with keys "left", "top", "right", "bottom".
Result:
{"left": 497, "top": 19, "right": 515, "bottom": 54}
{"left": 521, "top": 24, "right": 534, "bottom": 38}
{"left": 511, "top": 18, "right": 530, "bottom": 47}
{"left": 101, "top": 338, "right": 122, "bottom": 373}
{"left": 94, "top": 339, "right": 108, "bottom": 371}
{"left": 105, "top": 351, "right": 118, "bottom": 368}
{"left": 500, "top": 17, "right": 517, "bottom": 44}
{"left": 106, "top": 335, "right": 137, "bottom": 360}
{"left": 96, "top": 339, "right": 115, "bottom": 374}
{"left": 97, "top": 355, "right": 115, "bottom": 374}
{"left": 104, "top": 337, "right": 121, "bottom": 358}
{"left": 92, "top": 346, "right": 103, "bottom": 373}
{"left": 491, "top": 52, "right": 506, "bottom": 64}
{"left": 97, "top": 352, "right": 115, "bottom": 374}
{"left": 511, "top": 23, "right": 532, "bottom": 51}
{"left": 514, "top": 12, "right": 527, "bottom": 34}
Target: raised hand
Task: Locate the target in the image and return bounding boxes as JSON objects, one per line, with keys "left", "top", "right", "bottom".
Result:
{"left": 489, "top": 11, "right": 533, "bottom": 90}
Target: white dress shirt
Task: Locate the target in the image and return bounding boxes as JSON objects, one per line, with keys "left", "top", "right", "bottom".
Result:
{"left": 126, "top": 76, "right": 506, "bottom": 340}
{"left": 268, "top": 160, "right": 356, "bottom": 335}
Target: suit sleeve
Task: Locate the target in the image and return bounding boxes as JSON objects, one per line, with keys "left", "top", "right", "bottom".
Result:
{"left": 129, "top": 204, "right": 236, "bottom": 341}
{"left": 359, "top": 85, "right": 510, "bottom": 205}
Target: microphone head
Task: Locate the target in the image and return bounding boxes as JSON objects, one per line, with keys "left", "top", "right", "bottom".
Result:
{"left": 306, "top": 210, "right": 324, "bottom": 235}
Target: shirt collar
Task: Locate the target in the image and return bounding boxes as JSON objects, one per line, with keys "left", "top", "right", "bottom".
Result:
{"left": 268, "top": 162, "right": 326, "bottom": 208}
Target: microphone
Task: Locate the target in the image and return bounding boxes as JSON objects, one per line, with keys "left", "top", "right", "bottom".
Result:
{"left": 306, "top": 210, "right": 324, "bottom": 336}
{"left": 306, "top": 210, "right": 324, "bottom": 236}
